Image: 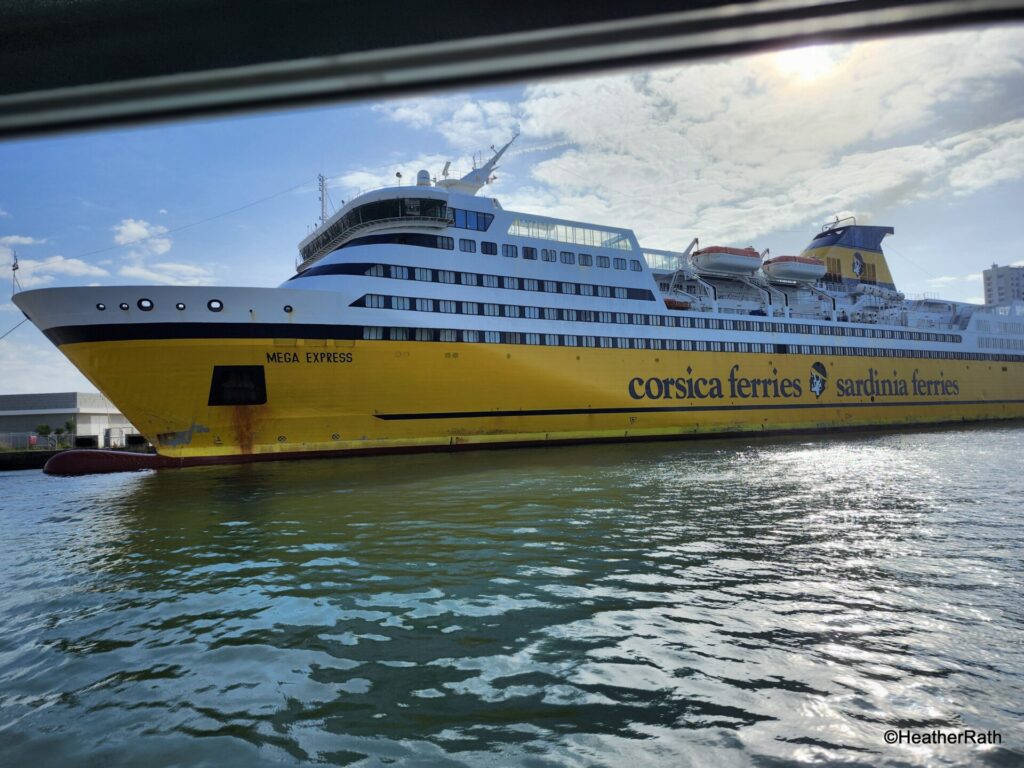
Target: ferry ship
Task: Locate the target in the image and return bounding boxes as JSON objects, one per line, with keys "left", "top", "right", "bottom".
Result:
{"left": 12, "top": 139, "right": 1024, "bottom": 466}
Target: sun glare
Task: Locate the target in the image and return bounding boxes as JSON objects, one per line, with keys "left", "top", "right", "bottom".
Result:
{"left": 773, "top": 45, "right": 837, "bottom": 83}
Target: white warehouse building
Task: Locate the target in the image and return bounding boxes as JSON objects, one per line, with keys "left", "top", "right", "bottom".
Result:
{"left": 0, "top": 392, "right": 138, "bottom": 448}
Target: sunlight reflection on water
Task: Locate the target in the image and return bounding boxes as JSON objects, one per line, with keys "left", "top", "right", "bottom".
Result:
{"left": 1, "top": 424, "right": 1023, "bottom": 766}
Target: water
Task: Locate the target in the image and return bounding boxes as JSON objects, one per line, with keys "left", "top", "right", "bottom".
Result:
{"left": 1, "top": 426, "right": 1023, "bottom": 767}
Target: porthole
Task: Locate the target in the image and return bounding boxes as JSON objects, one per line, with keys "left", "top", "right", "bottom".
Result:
{"left": 96, "top": 303, "right": 106, "bottom": 311}
{"left": 283, "top": 305, "right": 293, "bottom": 313}
{"left": 137, "top": 298, "right": 154, "bottom": 311}
{"left": 207, "top": 299, "right": 223, "bottom": 312}
{"left": 119, "top": 302, "right": 130, "bottom": 311}
{"left": 176, "top": 302, "right": 186, "bottom": 311}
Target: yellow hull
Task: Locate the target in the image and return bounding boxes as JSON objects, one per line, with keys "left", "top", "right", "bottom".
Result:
{"left": 56, "top": 336, "right": 1024, "bottom": 460}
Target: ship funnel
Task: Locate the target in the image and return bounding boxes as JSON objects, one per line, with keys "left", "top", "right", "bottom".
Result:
{"left": 416, "top": 169, "right": 431, "bottom": 187}
{"left": 435, "top": 132, "right": 519, "bottom": 195}
{"left": 800, "top": 223, "right": 896, "bottom": 290}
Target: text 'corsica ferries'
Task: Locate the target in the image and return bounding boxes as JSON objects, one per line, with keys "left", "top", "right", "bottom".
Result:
{"left": 13, "top": 137, "right": 1024, "bottom": 470}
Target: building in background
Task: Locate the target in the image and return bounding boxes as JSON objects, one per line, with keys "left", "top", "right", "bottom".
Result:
{"left": 983, "top": 264, "right": 1024, "bottom": 306}
{"left": 0, "top": 392, "right": 138, "bottom": 449}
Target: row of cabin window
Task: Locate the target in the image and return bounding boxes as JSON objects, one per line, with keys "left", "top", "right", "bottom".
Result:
{"left": 357, "top": 326, "right": 1013, "bottom": 360}
{"left": 979, "top": 336, "right": 1024, "bottom": 350}
{"left": 363, "top": 264, "right": 640, "bottom": 299}
{"left": 358, "top": 292, "right": 961, "bottom": 343}
{"left": 457, "top": 238, "right": 643, "bottom": 271}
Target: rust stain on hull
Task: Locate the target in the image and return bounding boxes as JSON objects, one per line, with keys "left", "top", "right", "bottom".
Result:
{"left": 230, "top": 405, "right": 266, "bottom": 455}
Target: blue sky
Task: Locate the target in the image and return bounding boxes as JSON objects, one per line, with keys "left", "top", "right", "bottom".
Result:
{"left": 2, "top": 26, "right": 1023, "bottom": 393}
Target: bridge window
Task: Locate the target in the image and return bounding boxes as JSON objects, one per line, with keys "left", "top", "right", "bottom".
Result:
{"left": 459, "top": 238, "right": 476, "bottom": 253}
{"left": 523, "top": 247, "right": 537, "bottom": 260}
{"left": 481, "top": 241, "right": 498, "bottom": 255}
{"left": 502, "top": 244, "right": 518, "bottom": 258}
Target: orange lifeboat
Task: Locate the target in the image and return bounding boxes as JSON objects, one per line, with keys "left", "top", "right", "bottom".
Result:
{"left": 663, "top": 297, "right": 691, "bottom": 310}
{"left": 691, "top": 246, "right": 761, "bottom": 275}
{"left": 762, "top": 255, "right": 827, "bottom": 282}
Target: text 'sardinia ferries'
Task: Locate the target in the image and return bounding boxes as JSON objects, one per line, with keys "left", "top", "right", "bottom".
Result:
{"left": 14, "top": 137, "right": 1024, "bottom": 467}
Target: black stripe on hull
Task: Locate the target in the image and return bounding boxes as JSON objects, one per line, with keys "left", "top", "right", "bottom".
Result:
{"left": 44, "top": 323, "right": 365, "bottom": 345}
{"left": 375, "top": 399, "right": 1024, "bottom": 420}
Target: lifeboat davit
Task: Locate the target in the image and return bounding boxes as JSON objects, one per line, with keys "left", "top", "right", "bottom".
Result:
{"left": 691, "top": 246, "right": 761, "bottom": 275}
{"left": 762, "top": 255, "right": 827, "bottom": 282}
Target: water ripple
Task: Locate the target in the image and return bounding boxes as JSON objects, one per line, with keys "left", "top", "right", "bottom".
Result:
{"left": 1, "top": 425, "right": 1023, "bottom": 766}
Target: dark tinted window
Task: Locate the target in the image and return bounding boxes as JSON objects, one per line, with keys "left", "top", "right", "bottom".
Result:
{"left": 208, "top": 365, "right": 267, "bottom": 406}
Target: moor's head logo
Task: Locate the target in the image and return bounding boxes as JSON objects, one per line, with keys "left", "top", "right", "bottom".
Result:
{"left": 852, "top": 251, "right": 864, "bottom": 279}
{"left": 809, "top": 362, "right": 828, "bottom": 398}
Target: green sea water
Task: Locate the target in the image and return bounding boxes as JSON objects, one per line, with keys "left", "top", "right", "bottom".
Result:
{"left": 1, "top": 425, "right": 1023, "bottom": 766}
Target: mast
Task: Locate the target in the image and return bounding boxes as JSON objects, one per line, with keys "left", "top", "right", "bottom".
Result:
{"left": 10, "top": 249, "right": 20, "bottom": 294}
{"left": 317, "top": 174, "right": 327, "bottom": 225}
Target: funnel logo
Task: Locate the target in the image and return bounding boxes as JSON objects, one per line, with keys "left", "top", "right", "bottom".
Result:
{"left": 809, "top": 362, "right": 828, "bottom": 398}
{"left": 852, "top": 251, "right": 865, "bottom": 279}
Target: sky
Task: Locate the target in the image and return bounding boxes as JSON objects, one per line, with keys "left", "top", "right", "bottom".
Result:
{"left": 2, "top": 25, "right": 1023, "bottom": 394}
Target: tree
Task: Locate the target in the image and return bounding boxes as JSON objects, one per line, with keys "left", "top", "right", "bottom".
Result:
{"left": 64, "top": 419, "right": 75, "bottom": 435}
{"left": 36, "top": 424, "right": 52, "bottom": 437}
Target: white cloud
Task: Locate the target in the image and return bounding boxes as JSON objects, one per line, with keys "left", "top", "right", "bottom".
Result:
{"left": 0, "top": 336, "right": 95, "bottom": 394}
{"left": 378, "top": 27, "right": 1024, "bottom": 248}
{"left": 942, "top": 119, "right": 1024, "bottom": 194}
{"left": 374, "top": 96, "right": 461, "bottom": 130}
{"left": 2, "top": 250, "right": 109, "bottom": 288}
{"left": 109, "top": 216, "right": 213, "bottom": 285}
{"left": 118, "top": 260, "right": 213, "bottom": 285}
{"left": 0, "top": 235, "right": 45, "bottom": 246}
{"left": 376, "top": 96, "right": 519, "bottom": 151}
{"left": 113, "top": 218, "right": 171, "bottom": 255}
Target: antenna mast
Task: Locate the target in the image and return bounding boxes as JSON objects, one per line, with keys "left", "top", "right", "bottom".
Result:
{"left": 318, "top": 174, "right": 327, "bottom": 225}
{"left": 10, "top": 249, "right": 20, "bottom": 294}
